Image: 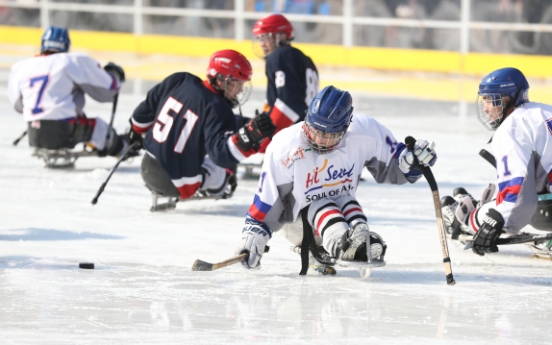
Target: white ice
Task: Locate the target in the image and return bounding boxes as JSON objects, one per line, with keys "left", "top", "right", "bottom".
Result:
{"left": 1, "top": 79, "right": 551, "bottom": 345}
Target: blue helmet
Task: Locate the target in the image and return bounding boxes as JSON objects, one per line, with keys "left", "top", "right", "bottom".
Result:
{"left": 41, "top": 26, "right": 71, "bottom": 53}
{"left": 303, "top": 86, "right": 353, "bottom": 154}
{"left": 476, "top": 67, "right": 529, "bottom": 130}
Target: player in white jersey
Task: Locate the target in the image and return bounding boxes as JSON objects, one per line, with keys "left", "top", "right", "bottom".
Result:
{"left": 234, "top": 86, "right": 438, "bottom": 270}
{"left": 8, "top": 26, "right": 130, "bottom": 157}
{"left": 441, "top": 67, "right": 552, "bottom": 256}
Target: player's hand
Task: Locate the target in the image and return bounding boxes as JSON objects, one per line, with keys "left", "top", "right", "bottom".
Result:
{"left": 233, "top": 114, "right": 276, "bottom": 153}
{"left": 471, "top": 208, "right": 505, "bottom": 256}
{"left": 398, "top": 139, "right": 437, "bottom": 174}
{"left": 235, "top": 222, "right": 271, "bottom": 269}
{"left": 126, "top": 121, "right": 143, "bottom": 150}
{"left": 104, "top": 62, "right": 126, "bottom": 82}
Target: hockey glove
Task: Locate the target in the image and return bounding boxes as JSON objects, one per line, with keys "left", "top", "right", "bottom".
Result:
{"left": 104, "top": 62, "right": 126, "bottom": 82}
{"left": 235, "top": 222, "right": 271, "bottom": 269}
{"left": 398, "top": 139, "right": 437, "bottom": 174}
{"left": 233, "top": 114, "right": 276, "bottom": 153}
{"left": 126, "top": 121, "right": 143, "bottom": 150}
{"left": 471, "top": 208, "right": 505, "bottom": 256}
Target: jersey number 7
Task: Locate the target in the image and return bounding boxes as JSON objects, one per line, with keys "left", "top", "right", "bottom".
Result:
{"left": 152, "top": 96, "right": 199, "bottom": 153}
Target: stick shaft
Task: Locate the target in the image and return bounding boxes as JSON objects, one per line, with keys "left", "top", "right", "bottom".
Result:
{"left": 91, "top": 141, "right": 138, "bottom": 205}
{"left": 192, "top": 253, "right": 247, "bottom": 271}
{"left": 12, "top": 130, "right": 27, "bottom": 146}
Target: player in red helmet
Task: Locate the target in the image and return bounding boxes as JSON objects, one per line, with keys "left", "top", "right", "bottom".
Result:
{"left": 129, "top": 49, "right": 275, "bottom": 210}
{"left": 252, "top": 13, "right": 319, "bottom": 153}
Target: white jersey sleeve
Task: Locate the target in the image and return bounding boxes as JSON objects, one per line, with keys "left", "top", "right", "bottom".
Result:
{"left": 244, "top": 114, "right": 412, "bottom": 233}
{"left": 8, "top": 52, "right": 119, "bottom": 121}
{"left": 492, "top": 102, "right": 552, "bottom": 233}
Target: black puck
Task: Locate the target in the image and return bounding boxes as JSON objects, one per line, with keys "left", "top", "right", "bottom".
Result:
{"left": 79, "top": 262, "right": 94, "bottom": 269}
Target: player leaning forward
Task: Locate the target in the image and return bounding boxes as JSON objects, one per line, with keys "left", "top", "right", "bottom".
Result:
{"left": 442, "top": 67, "right": 552, "bottom": 257}
{"left": 235, "top": 86, "right": 438, "bottom": 270}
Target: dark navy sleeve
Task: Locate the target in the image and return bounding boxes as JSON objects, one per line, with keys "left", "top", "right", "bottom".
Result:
{"left": 203, "top": 102, "right": 240, "bottom": 167}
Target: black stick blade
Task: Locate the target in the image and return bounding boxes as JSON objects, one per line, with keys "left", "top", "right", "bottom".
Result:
{"left": 446, "top": 274, "right": 456, "bottom": 285}
{"left": 192, "top": 259, "right": 214, "bottom": 271}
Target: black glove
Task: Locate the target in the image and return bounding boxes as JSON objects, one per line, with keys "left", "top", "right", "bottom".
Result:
{"left": 104, "top": 62, "right": 125, "bottom": 82}
{"left": 233, "top": 114, "right": 276, "bottom": 152}
{"left": 126, "top": 121, "right": 143, "bottom": 150}
{"left": 471, "top": 208, "right": 505, "bottom": 256}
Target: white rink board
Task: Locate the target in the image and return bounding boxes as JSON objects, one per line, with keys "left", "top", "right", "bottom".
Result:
{"left": 0, "top": 88, "right": 551, "bottom": 344}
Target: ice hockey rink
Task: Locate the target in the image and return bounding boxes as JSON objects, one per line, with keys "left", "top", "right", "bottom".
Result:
{"left": 1, "top": 47, "right": 551, "bottom": 344}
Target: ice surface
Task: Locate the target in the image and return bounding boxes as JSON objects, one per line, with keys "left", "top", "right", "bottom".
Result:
{"left": 0, "top": 80, "right": 551, "bottom": 344}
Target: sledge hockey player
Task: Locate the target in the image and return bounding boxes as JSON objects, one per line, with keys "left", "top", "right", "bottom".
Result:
{"left": 234, "top": 86, "right": 438, "bottom": 275}
{"left": 252, "top": 13, "right": 319, "bottom": 152}
{"left": 7, "top": 26, "right": 131, "bottom": 162}
{"left": 441, "top": 67, "right": 552, "bottom": 257}
{"left": 129, "top": 49, "right": 276, "bottom": 210}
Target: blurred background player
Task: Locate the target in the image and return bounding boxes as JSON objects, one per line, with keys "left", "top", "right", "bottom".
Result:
{"left": 129, "top": 49, "right": 276, "bottom": 204}
{"left": 234, "top": 86, "right": 438, "bottom": 272}
{"left": 8, "top": 26, "right": 129, "bottom": 157}
{"left": 441, "top": 67, "right": 552, "bottom": 257}
{"left": 252, "top": 13, "right": 319, "bottom": 152}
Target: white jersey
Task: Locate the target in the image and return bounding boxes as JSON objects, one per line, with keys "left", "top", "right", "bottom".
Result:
{"left": 246, "top": 114, "right": 416, "bottom": 233}
{"left": 8, "top": 52, "right": 120, "bottom": 122}
{"left": 491, "top": 102, "right": 552, "bottom": 233}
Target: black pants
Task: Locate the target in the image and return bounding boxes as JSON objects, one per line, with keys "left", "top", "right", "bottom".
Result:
{"left": 28, "top": 120, "right": 93, "bottom": 150}
{"left": 141, "top": 153, "right": 180, "bottom": 197}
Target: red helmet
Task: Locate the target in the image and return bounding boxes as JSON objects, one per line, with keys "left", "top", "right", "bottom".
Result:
{"left": 207, "top": 49, "right": 252, "bottom": 82}
{"left": 252, "top": 14, "right": 294, "bottom": 40}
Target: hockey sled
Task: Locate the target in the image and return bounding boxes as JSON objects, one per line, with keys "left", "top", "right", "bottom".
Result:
{"left": 462, "top": 231, "right": 552, "bottom": 259}
{"left": 149, "top": 187, "right": 235, "bottom": 212}
{"left": 32, "top": 146, "right": 98, "bottom": 168}
{"left": 239, "top": 153, "right": 264, "bottom": 179}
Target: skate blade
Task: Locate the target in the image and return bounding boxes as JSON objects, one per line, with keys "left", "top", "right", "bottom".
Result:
{"left": 358, "top": 267, "right": 372, "bottom": 278}
{"left": 336, "top": 259, "right": 386, "bottom": 268}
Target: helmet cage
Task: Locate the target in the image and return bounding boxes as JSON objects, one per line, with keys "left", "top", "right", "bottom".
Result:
{"left": 476, "top": 93, "right": 507, "bottom": 131}
{"left": 302, "top": 122, "right": 348, "bottom": 154}
{"left": 211, "top": 73, "right": 253, "bottom": 108}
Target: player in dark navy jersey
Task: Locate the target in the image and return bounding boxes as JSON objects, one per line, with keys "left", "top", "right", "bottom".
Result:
{"left": 129, "top": 50, "right": 276, "bottom": 200}
{"left": 252, "top": 14, "right": 319, "bottom": 152}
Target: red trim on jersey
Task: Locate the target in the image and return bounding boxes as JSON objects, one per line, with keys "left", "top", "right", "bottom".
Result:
{"left": 548, "top": 171, "right": 552, "bottom": 183}
{"left": 132, "top": 123, "right": 151, "bottom": 135}
{"left": 109, "top": 74, "right": 118, "bottom": 90}
{"left": 496, "top": 185, "right": 521, "bottom": 205}
{"left": 231, "top": 133, "right": 256, "bottom": 157}
{"left": 315, "top": 209, "right": 341, "bottom": 236}
{"left": 343, "top": 207, "right": 362, "bottom": 218}
{"left": 269, "top": 106, "right": 294, "bottom": 131}
{"left": 68, "top": 116, "right": 96, "bottom": 127}
{"left": 177, "top": 182, "right": 201, "bottom": 199}
{"left": 247, "top": 204, "right": 267, "bottom": 221}
{"left": 203, "top": 80, "right": 218, "bottom": 95}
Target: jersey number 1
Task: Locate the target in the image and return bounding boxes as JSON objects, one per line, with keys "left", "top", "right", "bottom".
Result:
{"left": 152, "top": 97, "right": 199, "bottom": 153}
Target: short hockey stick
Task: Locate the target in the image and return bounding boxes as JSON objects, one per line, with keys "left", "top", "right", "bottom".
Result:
{"left": 479, "top": 149, "right": 496, "bottom": 168}
{"left": 12, "top": 130, "right": 27, "bottom": 146}
{"left": 192, "top": 246, "right": 270, "bottom": 271}
{"left": 464, "top": 232, "right": 552, "bottom": 249}
{"left": 405, "top": 136, "right": 455, "bottom": 285}
{"left": 192, "top": 253, "right": 247, "bottom": 271}
{"left": 91, "top": 141, "right": 138, "bottom": 205}
{"left": 104, "top": 93, "right": 119, "bottom": 145}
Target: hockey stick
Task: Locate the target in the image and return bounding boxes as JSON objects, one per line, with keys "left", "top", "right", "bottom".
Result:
{"left": 405, "top": 136, "right": 456, "bottom": 285}
{"left": 12, "top": 130, "right": 27, "bottom": 146}
{"left": 91, "top": 141, "right": 138, "bottom": 205}
{"left": 104, "top": 93, "right": 119, "bottom": 145}
{"left": 479, "top": 149, "right": 496, "bottom": 168}
{"left": 192, "top": 246, "right": 270, "bottom": 271}
{"left": 192, "top": 253, "right": 247, "bottom": 271}
{"left": 463, "top": 232, "right": 552, "bottom": 249}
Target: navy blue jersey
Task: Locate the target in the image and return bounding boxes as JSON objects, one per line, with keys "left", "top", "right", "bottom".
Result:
{"left": 131, "top": 72, "right": 245, "bottom": 198}
{"left": 265, "top": 45, "right": 318, "bottom": 131}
